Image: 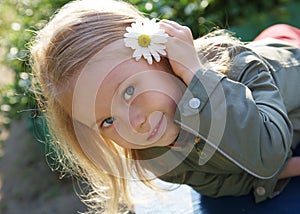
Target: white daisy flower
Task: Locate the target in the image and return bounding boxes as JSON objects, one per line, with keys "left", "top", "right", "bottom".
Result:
{"left": 124, "top": 18, "right": 168, "bottom": 64}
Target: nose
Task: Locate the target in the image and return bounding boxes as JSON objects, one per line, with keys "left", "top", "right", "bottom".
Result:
{"left": 128, "top": 103, "right": 148, "bottom": 133}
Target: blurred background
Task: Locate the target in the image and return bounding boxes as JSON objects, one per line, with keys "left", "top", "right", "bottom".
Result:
{"left": 0, "top": 0, "right": 299, "bottom": 213}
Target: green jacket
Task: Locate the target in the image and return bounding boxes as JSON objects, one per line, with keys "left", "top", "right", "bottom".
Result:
{"left": 139, "top": 39, "right": 300, "bottom": 203}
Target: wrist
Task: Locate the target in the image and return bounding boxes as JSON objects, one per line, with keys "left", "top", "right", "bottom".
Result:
{"left": 181, "top": 69, "right": 195, "bottom": 85}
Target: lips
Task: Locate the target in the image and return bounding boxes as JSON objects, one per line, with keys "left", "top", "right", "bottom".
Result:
{"left": 147, "top": 114, "right": 164, "bottom": 141}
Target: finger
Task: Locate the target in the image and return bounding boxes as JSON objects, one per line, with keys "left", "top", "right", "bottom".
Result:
{"left": 159, "top": 21, "right": 178, "bottom": 37}
{"left": 160, "top": 20, "right": 191, "bottom": 33}
{"left": 160, "top": 19, "right": 183, "bottom": 30}
{"left": 159, "top": 20, "right": 192, "bottom": 39}
{"left": 165, "top": 37, "right": 197, "bottom": 64}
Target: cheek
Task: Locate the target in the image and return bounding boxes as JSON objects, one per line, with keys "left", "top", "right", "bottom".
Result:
{"left": 149, "top": 80, "right": 184, "bottom": 106}
{"left": 107, "top": 132, "right": 141, "bottom": 149}
{"left": 102, "top": 128, "right": 126, "bottom": 147}
{"left": 132, "top": 91, "right": 178, "bottom": 112}
{"left": 150, "top": 91, "right": 180, "bottom": 111}
{"left": 136, "top": 71, "right": 184, "bottom": 104}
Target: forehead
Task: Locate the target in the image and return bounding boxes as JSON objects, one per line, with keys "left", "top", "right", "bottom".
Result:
{"left": 95, "top": 59, "right": 150, "bottom": 112}
{"left": 99, "top": 58, "right": 165, "bottom": 96}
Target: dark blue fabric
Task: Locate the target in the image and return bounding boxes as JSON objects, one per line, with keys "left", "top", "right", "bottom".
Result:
{"left": 198, "top": 144, "right": 300, "bottom": 214}
{"left": 199, "top": 176, "right": 300, "bottom": 214}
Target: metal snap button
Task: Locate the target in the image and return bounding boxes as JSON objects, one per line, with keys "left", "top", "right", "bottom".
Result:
{"left": 189, "top": 98, "right": 201, "bottom": 109}
{"left": 256, "top": 186, "right": 266, "bottom": 196}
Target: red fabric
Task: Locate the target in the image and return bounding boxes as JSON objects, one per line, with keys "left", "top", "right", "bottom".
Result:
{"left": 254, "top": 24, "right": 300, "bottom": 47}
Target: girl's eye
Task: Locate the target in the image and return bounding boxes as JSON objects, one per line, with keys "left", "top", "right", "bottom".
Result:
{"left": 124, "top": 86, "right": 135, "bottom": 101}
{"left": 102, "top": 117, "right": 115, "bottom": 128}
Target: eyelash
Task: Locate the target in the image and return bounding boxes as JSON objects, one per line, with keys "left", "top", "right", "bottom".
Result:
{"left": 102, "top": 117, "right": 115, "bottom": 128}
{"left": 101, "top": 86, "right": 135, "bottom": 128}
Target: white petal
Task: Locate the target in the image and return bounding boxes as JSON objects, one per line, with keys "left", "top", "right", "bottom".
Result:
{"left": 142, "top": 48, "right": 152, "bottom": 64}
{"left": 135, "top": 19, "right": 143, "bottom": 26}
{"left": 150, "top": 18, "right": 156, "bottom": 24}
{"left": 150, "top": 43, "right": 166, "bottom": 51}
{"left": 126, "top": 26, "right": 133, "bottom": 33}
{"left": 150, "top": 43, "right": 166, "bottom": 56}
{"left": 148, "top": 46, "right": 161, "bottom": 62}
{"left": 124, "top": 32, "right": 140, "bottom": 39}
{"left": 124, "top": 37, "right": 137, "bottom": 43}
{"left": 142, "top": 48, "right": 151, "bottom": 58}
{"left": 156, "top": 48, "right": 166, "bottom": 56}
{"left": 152, "top": 34, "right": 168, "bottom": 43}
{"left": 151, "top": 37, "right": 167, "bottom": 44}
{"left": 133, "top": 47, "right": 143, "bottom": 61}
{"left": 124, "top": 38, "right": 138, "bottom": 48}
{"left": 156, "top": 29, "right": 167, "bottom": 34}
{"left": 145, "top": 55, "right": 153, "bottom": 64}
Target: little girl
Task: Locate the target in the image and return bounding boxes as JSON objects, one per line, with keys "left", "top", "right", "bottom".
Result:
{"left": 30, "top": 0, "right": 300, "bottom": 212}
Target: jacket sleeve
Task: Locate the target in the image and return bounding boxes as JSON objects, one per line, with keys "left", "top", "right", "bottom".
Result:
{"left": 174, "top": 47, "right": 293, "bottom": 180}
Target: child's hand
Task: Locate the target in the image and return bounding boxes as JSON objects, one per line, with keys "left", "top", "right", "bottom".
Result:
{"left": 159, "top": 20, "right": 202, "bottom": 85}
{"left": 279, "top": 157, "right": 300, "bottom": 179}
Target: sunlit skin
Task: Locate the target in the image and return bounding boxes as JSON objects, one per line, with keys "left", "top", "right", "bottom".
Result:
{"left": 95, "top": 59, "right": 186, "bottom": 149}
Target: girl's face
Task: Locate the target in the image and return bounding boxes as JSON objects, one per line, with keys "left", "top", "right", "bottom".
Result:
{"left": 62, "top": 39, "right": 186, "bottom": 150}
{"left": 92, "top": 59, "right": 186, "bottom": 149}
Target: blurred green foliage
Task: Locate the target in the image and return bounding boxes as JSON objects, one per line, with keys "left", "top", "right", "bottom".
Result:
{"left": 0, "top": 0, "right": 67, "bottom": 128}
{"left": 0, "top": 0, "right": 299, "bottom": 129}
{"left": 131, "top": 0, "right": 300, "bottom": 40}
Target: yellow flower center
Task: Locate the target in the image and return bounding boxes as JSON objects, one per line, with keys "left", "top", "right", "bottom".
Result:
{"left": 138, "top": 34, "right": 151, "bottom": 47}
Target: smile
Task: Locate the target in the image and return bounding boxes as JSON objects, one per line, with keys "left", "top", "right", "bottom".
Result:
{"left": 147, "top": 114, "right": 164, "bottom": 141}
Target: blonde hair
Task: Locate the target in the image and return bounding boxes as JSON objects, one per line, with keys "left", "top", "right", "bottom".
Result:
{"left": 30, "top": 0, "right": 240, "bottom": 213}
{"left": 30, "top": 0, "right": 145, "bottom": 212}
